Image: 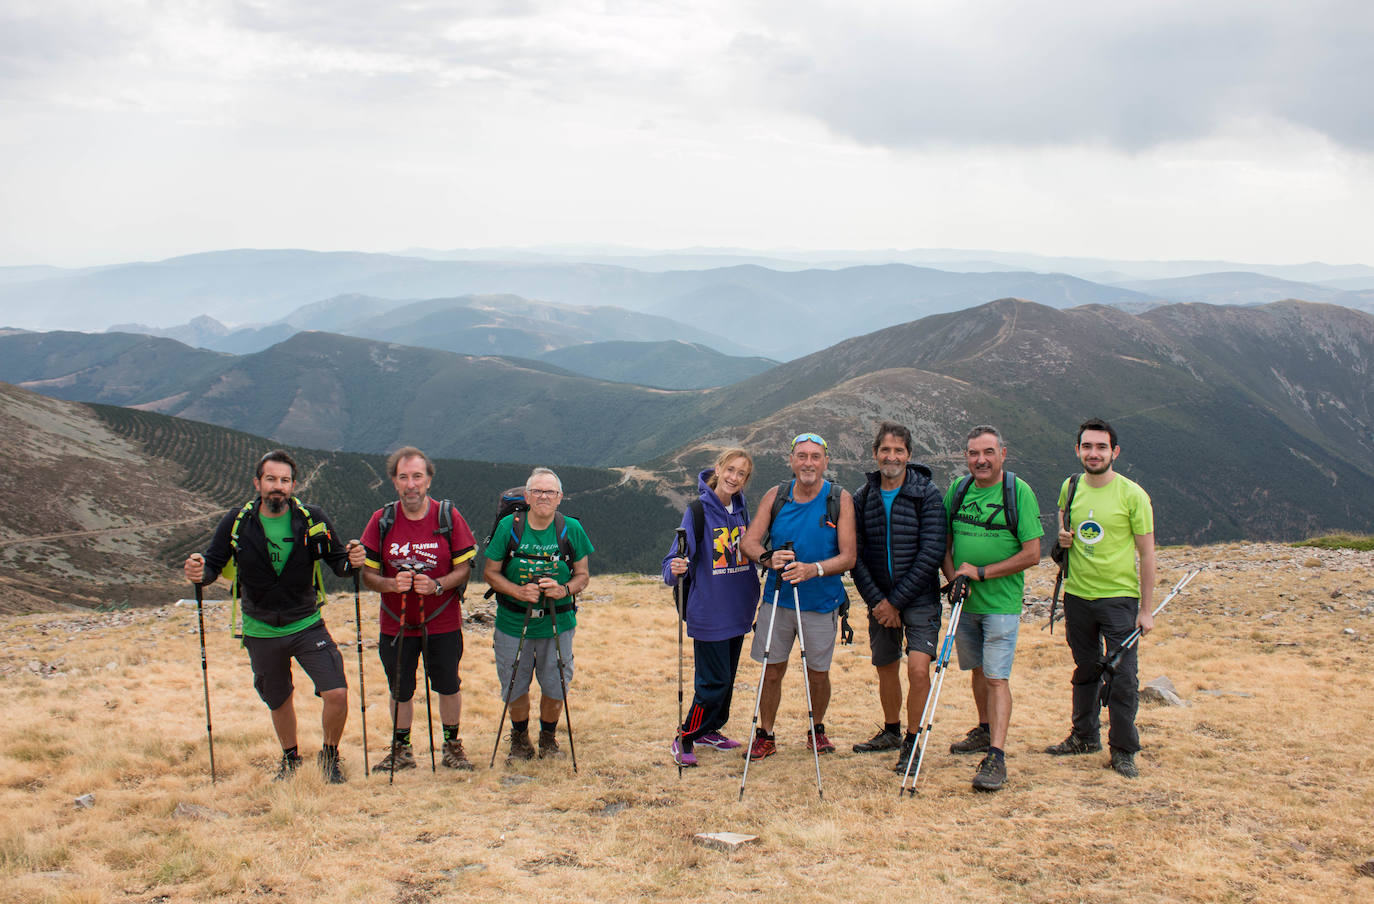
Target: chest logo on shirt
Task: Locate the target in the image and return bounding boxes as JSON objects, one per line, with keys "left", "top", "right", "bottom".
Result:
{"left": 712, "top": 526, "right": 741, "bottom": 569}
{"left": 1076, "top": 520, "right": 1104, "bottom": 545}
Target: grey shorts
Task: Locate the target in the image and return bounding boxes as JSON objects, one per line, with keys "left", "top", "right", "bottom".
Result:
{"left": 493, "top": 628, "right": 575, "bottom": 702}
{"left": 868, "top": 600, "right": 941, "bottom": 668}
{"left": 750, "top": 604, "right": 838, "bottom": 672}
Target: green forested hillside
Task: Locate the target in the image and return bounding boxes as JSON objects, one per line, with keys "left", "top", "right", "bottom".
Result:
{"left": 91, "top": 405, "right": 680, "bottom": 578}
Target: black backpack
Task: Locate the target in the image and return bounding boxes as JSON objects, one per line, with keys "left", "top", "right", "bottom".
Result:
{"left": 1049, "top": 474, "right": 1081, "bottom": 570}
{"left": 948, "top": 471, "right": 1021, "bottom": 541}
{"left": 374, "top": 498, "right": 465, "bottom": 625}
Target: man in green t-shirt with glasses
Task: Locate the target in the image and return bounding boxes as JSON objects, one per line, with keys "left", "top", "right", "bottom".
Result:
{"left": 942, "top": 425, "right": 1042, "bottom": 792}
{"left": 185, "top": 450, "right": 365, "bottom": 783}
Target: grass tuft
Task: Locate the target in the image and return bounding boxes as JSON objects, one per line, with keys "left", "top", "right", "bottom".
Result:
{"left": 1293, "top": 533, "right": 1374, "bottom": 551}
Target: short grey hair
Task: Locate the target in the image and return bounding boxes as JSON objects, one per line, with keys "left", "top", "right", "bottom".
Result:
{"left": 966, "top": 425, "right": 1004, "bottom": 448}
{"left": 526, "top": 467, "right": 563, "bottom": 493}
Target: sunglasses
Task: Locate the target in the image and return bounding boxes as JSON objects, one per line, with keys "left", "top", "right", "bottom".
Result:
{"left": 791, "top": 432, "right": 828, "bottom": 451}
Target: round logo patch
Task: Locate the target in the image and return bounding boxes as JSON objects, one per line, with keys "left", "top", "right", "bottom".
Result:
{"left": 1076, "top": 520, "right": 1104, "bottom": 545}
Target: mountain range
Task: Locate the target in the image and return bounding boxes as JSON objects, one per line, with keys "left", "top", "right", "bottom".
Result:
{"left": 3, "top": 298, "right": 1372, "bottom": 551}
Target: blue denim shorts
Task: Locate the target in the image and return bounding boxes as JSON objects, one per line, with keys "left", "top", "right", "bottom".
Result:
{"left": 954, "top": 612, "right": 1020, "bottom": 680}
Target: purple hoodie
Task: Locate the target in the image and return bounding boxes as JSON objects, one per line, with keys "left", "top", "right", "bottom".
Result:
{"left": 661, "top": 469, "right": 761, "bottom": 642}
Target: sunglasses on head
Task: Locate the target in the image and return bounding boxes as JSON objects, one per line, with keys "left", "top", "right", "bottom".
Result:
{"left": 791, "top": 433, "right": 827, "bottom": 451}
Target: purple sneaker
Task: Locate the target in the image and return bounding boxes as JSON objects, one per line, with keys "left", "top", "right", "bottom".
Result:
{"left": 697, "top": 731, "right": 742, "bottom": 751}
{"left": 672, "top": 737, "right": 698, "bottom": 767}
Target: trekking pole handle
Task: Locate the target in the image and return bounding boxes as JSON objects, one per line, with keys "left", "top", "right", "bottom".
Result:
{"left": 673, "top": 528, "right": 688, "bottom": 578}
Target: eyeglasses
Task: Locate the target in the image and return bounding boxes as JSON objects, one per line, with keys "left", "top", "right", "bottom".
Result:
{"left": 791, "top": 432, "right": 828, "bottom": 451}
{"left": 527, "top": 488, "right": 561, "bottom": 499}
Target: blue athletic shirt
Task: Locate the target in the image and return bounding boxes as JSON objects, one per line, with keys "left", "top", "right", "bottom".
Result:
{"left": 762, "top": 479, "right": 846, "bottom": 614}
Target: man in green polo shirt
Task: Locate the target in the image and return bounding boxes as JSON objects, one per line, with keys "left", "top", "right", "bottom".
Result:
{"left": 185, "top": 450, "right": 365, "bottom": 782}
{"left": 942, "top": 426, "right": 1042, "bottom": 792}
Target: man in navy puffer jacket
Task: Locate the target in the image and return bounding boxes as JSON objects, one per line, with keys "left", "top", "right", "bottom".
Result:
{"left": 849, "top": 422, "right": 947, "bottom": 771}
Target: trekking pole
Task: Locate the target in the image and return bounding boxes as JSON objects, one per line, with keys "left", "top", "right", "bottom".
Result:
{"left": 419, "top": 620, "right": 437, "bottom": 772}
{"left": 547, "top": 590, "right": 578, "bottom": 773}
{"left": 353, "top": 568, "right": 369, "bottom": 777}
{"left": 1098, "top": 567, "right": 1202, "bottom": 706}
{"left": 672, "top": 527, "right": 687, "bottom": 779}
{"left": 193, "top": 581, "right": 217, "bottom": 784}
{"left": 792, "top": 561, "right": 824, "bottom": 800}
{"left": 900, "top": 576, "right": 970, "bottom": 796}
{"left": 739, "top": 542, "right": 792, "bottom": 802}
{"left": 388, "top": 578, "right": 412, "bottom": 785}
{"left": 489, "top": 596, "right": 537, "bottom": 768}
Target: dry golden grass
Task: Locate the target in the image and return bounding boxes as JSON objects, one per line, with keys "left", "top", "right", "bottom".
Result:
{"left": 1, "top": 543, "right": 1372, "bottom": 903}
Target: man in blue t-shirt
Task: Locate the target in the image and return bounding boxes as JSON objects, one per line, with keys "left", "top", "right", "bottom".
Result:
{"left": 741, "top": 432, "right": 856, "bottom": 760}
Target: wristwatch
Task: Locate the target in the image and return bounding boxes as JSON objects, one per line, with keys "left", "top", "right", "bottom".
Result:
{"left": 432, "top": 579, "right": 443, "bottom": 595}
{"left": 977, "top": 565, "right": 986, "bottom": 581}
{"left": 815, "top": 562, "right": 825, "bottom": 577}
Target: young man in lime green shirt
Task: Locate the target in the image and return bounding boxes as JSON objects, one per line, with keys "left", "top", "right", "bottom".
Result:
{"left": 1045, "top": 418, "right": 1156, "bottom": 779}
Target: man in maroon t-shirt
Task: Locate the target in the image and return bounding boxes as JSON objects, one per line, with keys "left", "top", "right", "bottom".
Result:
{"left": 361, "top": 446, "right": 477, "bottom": 771}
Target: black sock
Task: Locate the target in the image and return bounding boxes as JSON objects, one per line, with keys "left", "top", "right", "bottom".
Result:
{"left": 905, "top": 731, "right": 919, "bottom": 743}
{"left": 540, "top": 719, "right": 558, "bottom": 734}
{"left": 813, "top": 723, "right": 825, "bottom": 735}
{"left": 443, "top": 724, "right": 459, "bottom": 743}
{"left": 885, "top": 721, "right": 901, "bottom": 734}
{"left": 757, "top": 728, "right": 774, "bottom": 740}
{"left": 979, "top": 722, "right": 990, "bottom": 732}
{"left": 393, "top": 728, "right": 411, "bottom": 746}
{"left": 322, "top": 744, "right": 338, "bottom": 757}
{"left": 282, "top": 745, "right": 299, "bottom": 759}
{"left": 989, "top": 746, "right": 1005, "bottom": 760}
{"left": 512, "top": 718, "right": 529, "bottom": 734}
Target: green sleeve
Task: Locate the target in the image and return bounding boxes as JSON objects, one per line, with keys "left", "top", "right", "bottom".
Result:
{"left": 1127, "top": 482, "right": 1155, "bottom": 535}
{"left": 565, "top": 517, "right": 595, "bottom": 561}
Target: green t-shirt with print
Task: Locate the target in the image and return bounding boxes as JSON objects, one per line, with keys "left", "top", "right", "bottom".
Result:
{"left": 1058, "top": 474, "right": 1153, "bottom": 600}
{"left": 490, "top": 514, "right": 594, "bottom": 639}
{"left": 242, "top": 509, "right": 323, "bottom": 638}
{"left": 945, "top": 476, "right": 1043, "bottom": 614}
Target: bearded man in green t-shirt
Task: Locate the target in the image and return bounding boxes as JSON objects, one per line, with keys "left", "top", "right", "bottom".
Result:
{"left": 185, "top": 450, "right": 365, "bottom": 783}
{"left": 1045, "top": 418, "right": 1156, "bottom": 779}
{"left": 483, "top": 467, "right": 593, "bottom": 763}
{"left": 941, "top": 425, "right": 1042, "bottom": 792}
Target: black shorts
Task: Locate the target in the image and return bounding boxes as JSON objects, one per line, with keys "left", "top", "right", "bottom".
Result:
{"left": 378, "top": 628, "right": 463, "bottom": 700}
{"left": 868, "top": 600, "right": 941, "bottom": 668}
{"left": 242, "top": 620, "right": 347, "bottom": 710}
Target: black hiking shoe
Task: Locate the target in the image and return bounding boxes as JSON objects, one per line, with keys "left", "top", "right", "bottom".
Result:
{"left": 852, "top": 726, "right": 902, "bottom": 753}
{"left": 538, "top": 729, "right": 566, "bottom": 759}
{"left": 1109, "top": 748, "right": 1139, "bottom": 779}
{"left": 1044, "top": 733, "right": 1102, "bottom": 756}
{"left": 507, "top": 728, "right": 536, "bottom": 763}
{"left": 274, "top": 751, "right": 303, "bottom": 781}
{"left": 949, "top": 725, "right": 991, "bottom": 755}
{"left": 318, "top": 749, "right": 347, "bottom": 784}
{"left": 892, "top": 735, "right": 918, "bottom": 774}
{"left": 971, "top": 753, "right": 1006, "bottom": 791}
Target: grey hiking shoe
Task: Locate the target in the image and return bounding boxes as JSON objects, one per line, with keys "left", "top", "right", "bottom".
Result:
{"left": 949, "top": 725, "right": 991, "bottom": 755}
{"left": 972, "top": 753, "right": 1006, "bottom": 791}
{"left": 318, "top": 748, "right": 347, "bottom": 784}
{"left": 274, "top": 751, "right": 303, "bottom": 781}
{"left": 507, "top": 729, "right": 536, "bottom": 763}
{"left": 1044, "top": 733, "right": 1102, "bottom": 755}
{"left": 1109, "top": 748, "right": 1139, "bottom": 779}
{"left": 853, "top": 726, "right": 902, "bottom": 753}
{"left": 377, "top": 744, "right": 417, "bottom": 771}
{"left": 441, "top": 739, "right": 474, "bottom": 771}
{"left": 538, "top": 729, "right": 566, "bottom": 759}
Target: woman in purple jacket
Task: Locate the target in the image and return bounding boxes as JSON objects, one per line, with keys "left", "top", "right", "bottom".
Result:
{"left": 662, "top": 448, "right": 761, "bottom": 766}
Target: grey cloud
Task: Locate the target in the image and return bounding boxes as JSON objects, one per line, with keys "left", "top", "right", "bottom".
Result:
{"left": 730, "top": 1, "right": 1374, "bottom": 152}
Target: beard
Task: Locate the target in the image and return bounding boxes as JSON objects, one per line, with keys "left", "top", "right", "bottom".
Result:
{"left": 1082, "top": 459, "right": 1113, "bottom": 475}
{"left": 263, "top": 492, "right": 288, "bottom": 514}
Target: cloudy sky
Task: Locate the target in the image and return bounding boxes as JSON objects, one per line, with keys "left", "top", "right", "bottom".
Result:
{"left": 2, "top": 0, "right": 1372, "bottom": 267}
